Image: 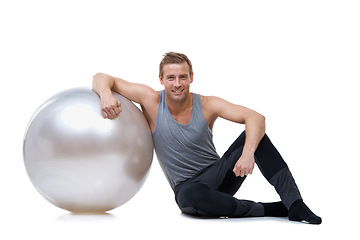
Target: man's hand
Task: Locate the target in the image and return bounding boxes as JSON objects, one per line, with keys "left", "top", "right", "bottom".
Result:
{"left": 233, "top": 152, "right": 255, "bottom": 177}
{"left": 100, "top": 94, "right": 122, "bottom": 119}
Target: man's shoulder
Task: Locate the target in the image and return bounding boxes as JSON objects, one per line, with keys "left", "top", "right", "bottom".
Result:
{"left": 199, "top": 95, "right": 230, "bottom": 115}
{"left": 199, "top": 95, "right": 221, "bottom": 106}
{"left": 137, "top": 87, "right": 160, "bottom": 112}
{"left": 145, "top": 89, "right": 161, "bottom": 106}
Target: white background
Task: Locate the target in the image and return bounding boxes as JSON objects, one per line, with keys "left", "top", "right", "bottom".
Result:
{"left": 1, "top": 0, "right": 359, "bottom": 239}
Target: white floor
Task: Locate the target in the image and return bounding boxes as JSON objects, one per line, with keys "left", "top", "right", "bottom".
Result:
{"left": 2, "top": 155, "right": 358, "bottom": 240}
{"left": 1, "top": 1, "right": 359, "bottom": 239}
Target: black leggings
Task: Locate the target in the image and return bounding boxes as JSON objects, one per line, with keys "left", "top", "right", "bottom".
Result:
{"left": 174, "top": 131, "right": 302, "bottom": 218}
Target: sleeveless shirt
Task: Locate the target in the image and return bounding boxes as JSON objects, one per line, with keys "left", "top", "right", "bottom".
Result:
{"left": 152, "top": 90, "right": 220, "bottom": 189}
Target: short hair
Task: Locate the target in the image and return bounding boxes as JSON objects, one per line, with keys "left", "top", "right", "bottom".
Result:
{"left": 159, "top": 52, "right": 193, "bottom": 78}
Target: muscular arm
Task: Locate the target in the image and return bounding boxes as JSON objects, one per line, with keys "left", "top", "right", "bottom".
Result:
{"left": 92, "top": 73, "right": 158, "bottom": 125}
{"left": 203, "top": 96, "right": 265, "bottom": 177}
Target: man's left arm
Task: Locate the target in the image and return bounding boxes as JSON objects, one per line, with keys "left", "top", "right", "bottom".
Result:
{"left": 203, "top": 96, "right": 265, "bottom": 177}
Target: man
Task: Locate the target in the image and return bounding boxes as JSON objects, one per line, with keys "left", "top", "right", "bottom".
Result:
{"left": 92, "top": 52, "right": 321, "bottom": 224}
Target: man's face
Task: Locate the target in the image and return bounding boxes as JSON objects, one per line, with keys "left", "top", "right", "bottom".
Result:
{"left": 159, "top": 62, "right": 193, "bottom": 103}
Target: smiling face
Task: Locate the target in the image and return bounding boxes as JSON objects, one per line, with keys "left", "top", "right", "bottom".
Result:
{"left": 159, "top": 62, "right": 193, "bottom": 104}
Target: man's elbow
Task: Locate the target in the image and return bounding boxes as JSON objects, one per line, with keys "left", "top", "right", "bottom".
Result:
{"left": 259, "top": 114, "right": 266, "bottom": 133}
{"left": 252, "top": 111, "right": 265, "bottom": 123}
{"left": 259, "top": 113, "right": 265, "bottom": 123}
{"left": 253, "top": 112, "right": 266, "bottom": 131}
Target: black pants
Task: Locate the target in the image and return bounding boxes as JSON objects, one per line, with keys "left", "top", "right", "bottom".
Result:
{"left": 174, "top": 131, "right": 302, "bottom": 218}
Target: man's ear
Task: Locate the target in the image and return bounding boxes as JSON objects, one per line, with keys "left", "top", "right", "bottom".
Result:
{"left": 190, "top": 72, "right": 194, "bottom": 83}
{"left": 159, "top": 75, "right": 164, "bottom": 85}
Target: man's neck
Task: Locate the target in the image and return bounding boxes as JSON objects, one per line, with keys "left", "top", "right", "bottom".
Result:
{"left": 166, "top": 92, "right": 193, "bottom": 116}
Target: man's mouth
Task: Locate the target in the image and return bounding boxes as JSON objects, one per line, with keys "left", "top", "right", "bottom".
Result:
{"left": 172, "top": 89, "right": 184, "bottom": 94}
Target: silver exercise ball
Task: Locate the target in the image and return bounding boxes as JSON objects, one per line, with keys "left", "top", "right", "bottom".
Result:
{"left": 23, "top": 88, "right": 153, "bottom": 213}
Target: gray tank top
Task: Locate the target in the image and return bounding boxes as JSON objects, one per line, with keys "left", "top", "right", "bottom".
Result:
{"left": 152, "top": 90, "right": 220, "bottom": 189}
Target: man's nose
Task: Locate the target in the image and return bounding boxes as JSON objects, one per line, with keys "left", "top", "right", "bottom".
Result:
{"left": 174, "top": 78, "right": 181, "bottom": 87}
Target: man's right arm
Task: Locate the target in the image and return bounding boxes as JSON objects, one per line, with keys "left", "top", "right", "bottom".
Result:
{"left": 92, "top": 72, "right": 158, "bottom": 119}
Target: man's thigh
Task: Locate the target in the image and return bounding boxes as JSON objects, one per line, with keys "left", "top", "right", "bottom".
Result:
{"left": 195, "top": 146, "right": 246, "bottom": 195}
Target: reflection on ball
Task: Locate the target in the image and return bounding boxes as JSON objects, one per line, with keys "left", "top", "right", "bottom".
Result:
{"left": 23, "top": 88, "right": 153, "bottom": 213}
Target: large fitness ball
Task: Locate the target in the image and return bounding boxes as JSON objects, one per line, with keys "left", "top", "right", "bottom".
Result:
{"left": 23, "top": 88, "right": 153, "bottom": 213}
